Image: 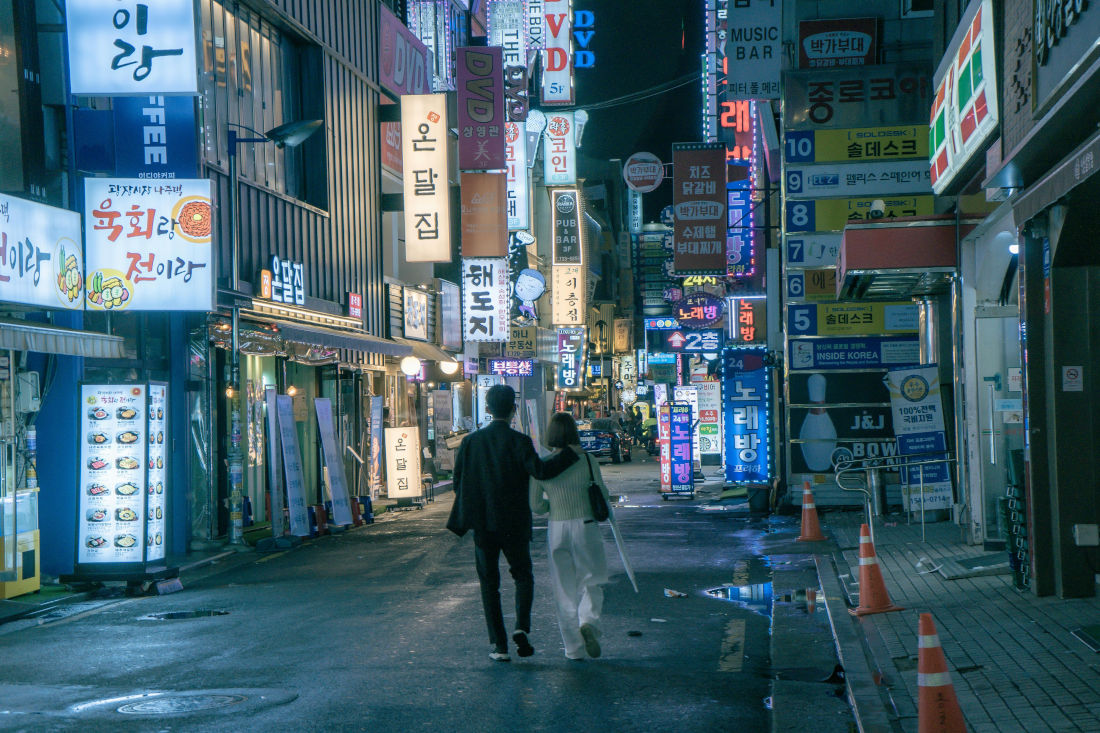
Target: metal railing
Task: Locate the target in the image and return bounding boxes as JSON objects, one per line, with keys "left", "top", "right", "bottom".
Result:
{"left": 833, "top": 450, "right": 956, "bottom": 544}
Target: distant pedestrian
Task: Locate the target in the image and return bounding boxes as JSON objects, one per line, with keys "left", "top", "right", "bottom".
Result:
{"left": 447, "top": 385, "right": 580, "bottom": 662}
{"left": 530, "top": 412, "right": 611, "bottom": 660}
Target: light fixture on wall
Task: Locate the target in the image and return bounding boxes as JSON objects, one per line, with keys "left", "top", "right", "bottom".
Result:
{"left": 439, "top": 360, "right": 461, "bottom": 375}
{"left": 400, "top": 356, "right": 423, "bottom": 376}
{"left": 286, "top": 385, "right": 299, "bottom": 397}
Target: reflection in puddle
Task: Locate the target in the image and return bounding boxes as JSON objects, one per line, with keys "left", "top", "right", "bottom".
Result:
{"left": 704, "top": 582, "right": 773, "bottom": 617}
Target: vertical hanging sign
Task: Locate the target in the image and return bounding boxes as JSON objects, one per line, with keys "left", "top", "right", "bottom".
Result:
{"left": 462, "top": 257, "right": 511, "bottom": 342}
{"left": 401, "top": 94, "right": 452, "bottom": 262}
{"left": 668, "top": 402, "right": 695, "bottom": 495}
{"left": 672, "top": 142, "right": 727, "bottom": 276}
{"left": 505, "top": 121, "right": 530, "bottom": 229}
{"left": 551, "top": 188, "right": 584, "bottom": 325}
{"left": 722, "top": 349, "right": 770, "bottom": 483}
{"left": 542, "top": 112, "right": 577, "bottom": 184}
{"left": 556, "top": 327, "right": 586, "bottom": 390}
{"left": 461, "top": 172, "right": 508, "bottom": 257}
{"left": 457, "top": 47, "right": 506, "bottom": 170}
{"left": 314, "top": 398, "right": 354, "bottom": 526}
{"left": 541, "top": 0, "right": 574, "bottom": 104}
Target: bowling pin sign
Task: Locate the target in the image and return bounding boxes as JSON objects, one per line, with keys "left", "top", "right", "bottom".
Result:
{"left": 799, "top": 373, "right": 838, "bottom": 472}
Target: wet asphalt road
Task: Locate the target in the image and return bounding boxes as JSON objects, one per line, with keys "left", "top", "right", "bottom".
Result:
{"left": 0, "top": 450, "right": 784, "bottom": 732}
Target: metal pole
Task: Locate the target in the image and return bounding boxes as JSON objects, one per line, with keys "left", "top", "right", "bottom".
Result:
{"left": 919, "top": 463, "right": 926, "bottom": 543}
{"left": 227, "top": 132, "right": 245, "bottom": 546}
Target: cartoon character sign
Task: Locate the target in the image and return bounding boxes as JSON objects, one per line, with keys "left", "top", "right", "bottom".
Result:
{"left": 513, "top": 268, "right": 546, "bottom": 321}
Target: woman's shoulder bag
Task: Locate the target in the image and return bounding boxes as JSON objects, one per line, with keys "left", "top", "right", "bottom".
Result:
{"left": 584, "top": 453, "right": 610, "bottom": 522}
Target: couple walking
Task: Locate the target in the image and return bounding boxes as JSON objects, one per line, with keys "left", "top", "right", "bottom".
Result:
{"left": 448, "top": 385, "right": 612, "bottom": 662}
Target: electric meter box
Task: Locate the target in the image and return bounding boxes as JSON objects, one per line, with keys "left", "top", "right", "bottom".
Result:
{"left": 14, "top": 372, "right": 40, "bottom": 413}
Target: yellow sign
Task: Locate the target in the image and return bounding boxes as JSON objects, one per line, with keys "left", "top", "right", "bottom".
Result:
{"left": 786, "top": 195, "right": 935, "bottom": 233}
{"left": 504, "top": 326, "right": 536, "bottom": 358}
{"left": 551, "top": 265, "right": 585, "bottom": 325}
{"left": 820, "top": 302, "right": 918, "bottom": 335}
{"left": 803, "top": 268, "right": 836, "bottom": 301}
{"left": 806, "top": 125, "right": 929, "bottom": 163}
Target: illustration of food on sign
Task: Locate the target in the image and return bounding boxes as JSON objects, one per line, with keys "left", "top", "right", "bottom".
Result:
{"left": 87, "top": 271, "right": 130, "bottom": 309}
{"left": 88, "top": 432, "right": 109, "bottom": 445}
{"left": 173, "top": 197, "right": 213, "bottom": 241}
{"left": 87, "top": 508, "right": 108, "bottom": 522}
{"left": 117, "top": 431, "right": 140, "bottom": 444}
{"left": 88, "top": 484, "right": 108, "bottom": 496}
{"left": 116, "top": 483, "right": 139, "bottom": 496}
{"left": 88, "top": 458, "right": 109, "bottom": 470}
{"left": 118, "top": 407, "right": 138, "bottom": 420}
{"left": 116, "top": 507, "right": 138, "bottom": 522}
{"left": 114, "top": 534, "right": 137, "bottom": 548}
{"left": 89, "top": 407, "right": 109, "bottom": 420}
{"left": 86, "top": 536, "right": 107, "bottom": 548}
{"left": 116, "top": 456, "right": 140, "bottom": 470}
{"left": 56, "top": 244, "right": 82, "bottom": 303}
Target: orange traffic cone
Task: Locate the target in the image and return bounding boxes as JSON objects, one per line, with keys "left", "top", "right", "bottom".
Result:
{"left": 806, "top": 587, "right": 817, "bottom": 615}
{"left": 850, "top": 523, "right": 903, "bottom": 616}
{"left": 918, "top": 613, "right": 967, "bottom": 733}
{"left": 797, "top": 481, "right": 826, "bottom": 542}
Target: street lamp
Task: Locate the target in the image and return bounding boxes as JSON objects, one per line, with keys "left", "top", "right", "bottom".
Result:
{"left": 225, "top": 118, "right": 322, "bottom": 546}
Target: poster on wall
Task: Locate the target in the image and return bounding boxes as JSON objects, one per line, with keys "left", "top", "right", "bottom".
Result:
{"left": 275, "top": 396, "right": 311, "bottom": 536}
{"left": 462, "top": 257, "right": 511, "bottom": 342}
{"left": 368, "top": 396, "right": 384, "bottom": 496}
{"left": 0, "top": 194, "right": 84, "bottom": 310}
{"left": 722, "top": 350, "right": 770, "bottom": 483}
{"left": 886, "top": 365, "right": 953, "bottom": 511}
{"left": 385, "top": 427, "right": 423, "bottom": 499}
{"left": 314, "top": 398, "right": 354, "bottom": 526}
{"left": 83, "top": 178, "right": 213, "bottom": 311}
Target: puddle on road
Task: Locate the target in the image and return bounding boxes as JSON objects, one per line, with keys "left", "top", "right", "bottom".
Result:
{"left": 139, "top": 610, "right": 230, "bottom": 620}
{"left": 704, "top": 582, "right": 773, "bottom": 618}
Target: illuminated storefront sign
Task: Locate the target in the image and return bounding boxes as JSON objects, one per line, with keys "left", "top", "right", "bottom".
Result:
{"left": 667, "top": 402, "right": 694, "bottom": 495}
{"left": 722, "top": 349, "right": 770, "bottom": 483}
{"left": 783, "top": 125, "right": 929, "bottom": 164}
{"left": 488, "top": 357, "right": 534, "bottom": 376}
{"left": 551, "top": 265, "right": 584, "bottom": 326}
{"left": 543, "top": 112, "right": 577, "bottom": 185}
{"left": 541, "top": 0, "right": 574, "bottom": 105}
{"left": 385, "top": 427, "right": 422, "bottom": 499}
{"left": 652, "top": 329, "right": 723, "bottom": 353}
{"left": 574, "top": 9, "right": 595, "bottom": 68}
{"left": 727, "top": 181, "right": 756, "bottom": 278}
{"left": 66, "top": 0, "right": 198, "bottom": 95}
{"left": 457, "top": 47, "right": 506, "bottom": 170}
{"left": 556, "top": 326, "right": 586, "bottom": 389}
{"left": 728, "top": 298, "right": 766, "bottom": 344}
{"left": 784, "top": 195, "right": 935, "bottom": 233}
{"left": 674, "top": 293, "right": 724, "bottom": 328}
{"left": 504, "top": 325, "right": 536, "bottom": 358}
{"left": 461, "top": 172, "right": 507, "bottom": 257}
{"left": 797, "top": 18, "right": 877, "bottom": 68}
{"left": 551, "top": 189, "right": 582, "bottom": 264}
{"left": 723, "top": 0, "right": 781, "bottom": 100}
{"left": 784, "top": 64, "right": 933, "bottom": 130}
{"left": 785, "top": 160, "right": 932, "bottom": 198}
{"left": 401, "top": 94, "right": 452, "bottom": 262}
{"left": 786, "top": 268, "right": 836, "bottom": 302}
{"left": 0, "top": 194, "right": 83, "bottom": 310}
{"left": 672, "top": 142, "right": 727, "bottom": 276}
{"left": 84, "top": 178, "right": 213, "bottom": 311}
{"left": 379, "top": 4, "right": 431, "bottom": 97}
{"left": 461, "top": 257, "right": 510, "bottom": 342}
{"left": 787, "top": 301, "right": 919, "bottom": 337}
{"left": 260, "top": 256, "right": 304, "bottom": 306}
{"left": 785, "top": 233, "right": 842, "bottom": 268}
{"left": 505, "top": 122, "right": 529, "bottom": 229}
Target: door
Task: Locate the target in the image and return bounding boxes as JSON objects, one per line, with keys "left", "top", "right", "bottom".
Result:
{"left": 1, "top": 349, "right": 16, "bottom": 581}
{"left": 975, "top": 309, "right": 1024, "bottom": 542}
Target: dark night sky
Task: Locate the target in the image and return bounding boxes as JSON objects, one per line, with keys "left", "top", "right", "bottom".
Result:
{"left": 572, "top": 0, "right": 706, "bottom": 216}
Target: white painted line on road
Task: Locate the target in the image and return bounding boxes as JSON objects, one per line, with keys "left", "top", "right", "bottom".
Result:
{"left": 718, "top": 618, "right": 746, "bottom": 672}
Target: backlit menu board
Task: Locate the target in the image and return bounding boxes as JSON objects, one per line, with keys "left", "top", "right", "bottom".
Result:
{"left": 77, "top": 383, "right": 168, "bottom": 568}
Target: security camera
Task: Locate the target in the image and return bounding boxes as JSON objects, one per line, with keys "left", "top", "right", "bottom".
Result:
{"left": 869, "top": 199, "right": 886, "bottom": 219}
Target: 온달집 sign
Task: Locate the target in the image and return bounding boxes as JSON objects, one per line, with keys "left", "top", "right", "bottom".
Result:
{"left": 83, "top": 178, "right": 212, "bottom": 311}
{"left": 401, "top": 94, "right": 452, "bottom": 262}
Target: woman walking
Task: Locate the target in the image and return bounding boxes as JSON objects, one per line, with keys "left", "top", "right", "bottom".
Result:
{"left": 530, "top": 412, "right": 612, "bottom": 660}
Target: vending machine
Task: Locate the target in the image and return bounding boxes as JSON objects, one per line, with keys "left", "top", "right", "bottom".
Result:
{"left": 65, "top": 382, "right": 177, "bottom": 583}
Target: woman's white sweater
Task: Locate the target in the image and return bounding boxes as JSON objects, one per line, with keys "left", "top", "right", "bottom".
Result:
{"left": 530, "top": 446, "right": 611, "bottom": 521}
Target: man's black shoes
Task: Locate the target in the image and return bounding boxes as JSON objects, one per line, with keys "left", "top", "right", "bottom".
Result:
{"left": 512, "top": 630, "right": 535, "bottom": 657}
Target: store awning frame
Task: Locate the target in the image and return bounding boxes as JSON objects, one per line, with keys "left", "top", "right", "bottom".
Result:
{"left": 269, "top": 320, "right": 411, "bottom": 357}
{"left": 393, "top": 337, "right": 460, "bottom": 363}
{"left": 0, "top": 318, "right": 125, "bottom": 359}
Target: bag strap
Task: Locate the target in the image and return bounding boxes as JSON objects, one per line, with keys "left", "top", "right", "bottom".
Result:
{"left": 584, "top": 451, "right": 596, "bottom": 483}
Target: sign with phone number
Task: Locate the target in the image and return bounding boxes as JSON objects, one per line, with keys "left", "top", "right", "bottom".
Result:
{"left": 783, "top": 125, "right": 929, "bottom": 164}
{"left": 787, "top": 302, "right": 919, "bottom": 336}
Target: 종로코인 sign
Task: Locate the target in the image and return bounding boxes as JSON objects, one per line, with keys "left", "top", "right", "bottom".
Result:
{"left": 83, "top": 178, "right": 213, "bottom": 311}
{"left": 0, "top": 193, "right": 84, "bottom": 310}
{"left": 543, "top": 112, "right": 577, "bottom": 185}
{"left": 784, "top": 63, "right": 932, "bottom": 129}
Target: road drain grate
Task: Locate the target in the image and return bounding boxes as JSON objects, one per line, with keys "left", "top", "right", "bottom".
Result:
{"left": 139, "top": 610, "right": 230, "bottom": 620}
{"left": 118, "top": 693, "right": 247, "bottom": 715}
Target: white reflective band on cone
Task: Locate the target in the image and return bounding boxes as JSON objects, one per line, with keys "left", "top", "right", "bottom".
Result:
{"left": 917, "top": 672, "right": 952, "bottom": 687}
{"left": 803, "top": 502, "right": 815, "bottom": 509}
{"left": 858, "top": 556, "right": 877, "bottom": 565}
{"left": 860, "top": 535, "right": 871, "bottom": 543}
{"left": 918, "top": 634, "right": 941, "bottom": 648}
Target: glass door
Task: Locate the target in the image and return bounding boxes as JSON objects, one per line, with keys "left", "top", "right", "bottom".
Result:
{"left": 1, "top": 349, "right": 15, "bottom": 581}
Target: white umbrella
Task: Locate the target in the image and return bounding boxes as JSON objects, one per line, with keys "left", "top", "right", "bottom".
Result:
{"left": 608, "top": 510, "right": 639, "bottom": 593}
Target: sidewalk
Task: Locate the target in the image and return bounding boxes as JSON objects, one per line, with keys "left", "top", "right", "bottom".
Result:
{"left": 819, "top": 512, "right": 1100, "bottom": 733}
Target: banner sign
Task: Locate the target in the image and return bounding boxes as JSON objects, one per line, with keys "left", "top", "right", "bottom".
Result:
{"left": 385, "top": 427, "right": 423, "bottom": 499}
{"left": 438, "top": 279, "right": 463, "bottom": 350}
{"left": 543, "top": 112, "right": 577, "bottom": 185}
{"left": 787, "top": 302, "right": 919, "bottom": 337}
{"left": 721, "top": 349, "right": 770, "bottom": 483}
{"left": 276, "top": 395, "right": 311, "bottom": 536}
{"left": 432, "top": 390, "right": 455, "bottom": 471}
{"left": 263, "top": 388, "right": 286, "bottom": 539}
{"left": 84, "top": 178, "right": 213, "bottom": 311}
{"left": 488, "top": 357, "right": 534, "bottom": 376}
{"left": 505, "top": 122, "right": 529, "bottom": 229}
{"left": 724, "top": 0, "right": 782, "bottom": 100}
{"left": 66, "top": 0, "right": 198, "bottom": 96}
{"left": 728, "top": 297, "right": 767, "bottom": 343}
{"left": 314, "top": 398, "right": 354, "bottom": 526}
{"left": 789, "top": 336, "right": 921, "bottom": 370}
{"left": 379, "top": 4, "right": 431, "bottom": 98}
{"left": 461, "top": 172, "right": 507, "bottom": 257}
{"left": 672, "top": 142, "right": 727, "bottom": 276}
{"left": 462, "top": 257, "right": 510, "bottom": 342}
{"left": 672, "top": 386, "right": 701, "bottom": 458}
{"left": 113, "top": 96, "right": 198, "bottom": 179}
{"left": 551, "top": 265, "right": 584, "bottom": 325}
{"left": 0, "top": 194, "right": 83, "bottom": 310}
{"left": 651, "top": 328, "right": 723, "bottom": 353}
{"left": 886, "top": 365, "right": 953, "bottom": 510}
{"left": 368, "top": 396, "right": 384, "bottom": 494}
{"left": 541, "top": 0, "right": 574, "bottom": 105}
{"left": 403, "top": 287, "right": 429, "bottom": 340}
{"left": 785, "top": 160, "right": 932, "bottom": 198}
{"left": 798, "top": 17, "right": 877, "bottom": 69}
{"left": 457, "top": 47, "right": 506, "bottom": 170}
{"left": 785, "top": 233, "right": 842, "bottom": 268}
{"left": 551, "top": 189, "right": 582, "bottom": 264}
{"left": 783, "top": 64, "right": 933, "bottom": 129}
{"left": 667, "top": 402, "right": 695, "bottom": 495}
{"left": 401, "top": 94, "right": 452, "bottom": 262}
{"left": 556, "top": 326, "right": 586, "bottom": 389}
{"left": 785, "top": 195, "right": 935, "bottom": 233}
{"left": 504, "top": 325, "right": 537, "bottom": 357}
{"left": 783, "top": 125, "right": 929, "bottom": 164}
{"left": 692, "top": 380, "right": 722, "bottom": 458}
{"left": 658, "top": 403, "right": 671, "bottom": 490}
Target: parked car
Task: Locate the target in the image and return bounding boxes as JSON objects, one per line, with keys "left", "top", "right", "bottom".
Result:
{"left": 578, "top": 418, "right": 633, "bottom": 463}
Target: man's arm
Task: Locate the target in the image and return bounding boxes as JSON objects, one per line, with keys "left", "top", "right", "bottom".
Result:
{"left": 522, "top": 437, "right": 579, "bottom": 480}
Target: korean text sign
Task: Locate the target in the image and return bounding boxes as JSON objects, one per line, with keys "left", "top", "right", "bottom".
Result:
{"left": 667, "top": 402, "right": 694, "bottom": 494}
{"left": 457, "top": 47, "right": 506, "bottom": 170}
{"left": 556, "top": 327, "right": 586, "bottom": 390}
{"left": 66, "top": 0, "right": 199, "bottom": 96}
{"left": 543, "top": 112, "right": 577, "bottom": 185}
{"left": 541, "top": 0, "right": 574, "bottom": 105}
{"left": 724, "top": 0, "right": 782, "bottom": 100}
{"left": 0, "top": 194, "right": 83, "bottom": 310}
{"left": 488, "top": 358, "right": 534, "bottom": 377}
{"left": 462, "top": 257, "right": 510, "bottom": 342}
{"left": 460, "top": 172, "right": 508, "bottom": 257}
{"left": 505, "top": 121, "right": 530, "bottom": 229}
{"left": 551, "top": 189, "right": 582, "bottom": 264}
{"left": 551, "top": 265, "right": 584, "bottom": 326}
{"left": 84, "top": 178, "right": 213, "bottom": 311}
{"left": 886, "top": 366, "right": 953, "bottom": 511}
{"left": 385, "top": 427, "right": 422, "bottom": 499}
{"left": 266, "top": 256, "right": 304, "bottom": 305}
{"left": 401, "top": 94, "right": 452, "bottom": 262}
{"left": 673, "top": 143, "right": 727, "bottom": 276}
{"left": 722, "top": 350, "right": 770, "bottom": 483}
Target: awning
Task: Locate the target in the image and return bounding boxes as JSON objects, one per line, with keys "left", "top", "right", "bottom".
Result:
{"left": 393, "top": 337, "right": 459, "bottom": 362}
{"left": 273, "top": 321, "right": 411, "bottom": 357}
{"left": 837, "top": 216, "right": 979, "bottom": 300}
{"left": 0, "top": 318, "right": 125, "bottom": 358}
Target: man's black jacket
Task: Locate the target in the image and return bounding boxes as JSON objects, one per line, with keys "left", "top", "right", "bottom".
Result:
{"left": 447, "top": 420, "right": 579, "bottom": 541}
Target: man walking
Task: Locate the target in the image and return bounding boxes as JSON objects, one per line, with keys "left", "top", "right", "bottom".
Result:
{"left": 448, "top": 385, "right": 580, "bottom": 662}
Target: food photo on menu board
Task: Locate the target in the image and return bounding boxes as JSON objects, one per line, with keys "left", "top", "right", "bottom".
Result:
{"left": 78, "top": 385, "right": 148, "bottom": 564}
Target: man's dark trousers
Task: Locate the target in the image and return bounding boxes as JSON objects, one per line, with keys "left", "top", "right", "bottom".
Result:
{"left": 474, "top": 530, "right": 533, "bottom": 649}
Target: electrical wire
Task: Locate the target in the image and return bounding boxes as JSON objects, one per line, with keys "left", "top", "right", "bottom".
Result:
{"left": 580, "top": 72, "right": 699, "bottom": 111}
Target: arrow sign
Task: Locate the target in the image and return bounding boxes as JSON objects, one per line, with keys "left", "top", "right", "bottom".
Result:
{"left": 667, "top": 331, "right": 686, "bottom": 349}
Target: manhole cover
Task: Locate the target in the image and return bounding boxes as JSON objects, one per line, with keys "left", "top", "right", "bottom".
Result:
{"left": 139, "top": 610, "right": 229, "bottom": 620}
{"left": 118, "top": 693, "right": 247, "bottom": 715}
